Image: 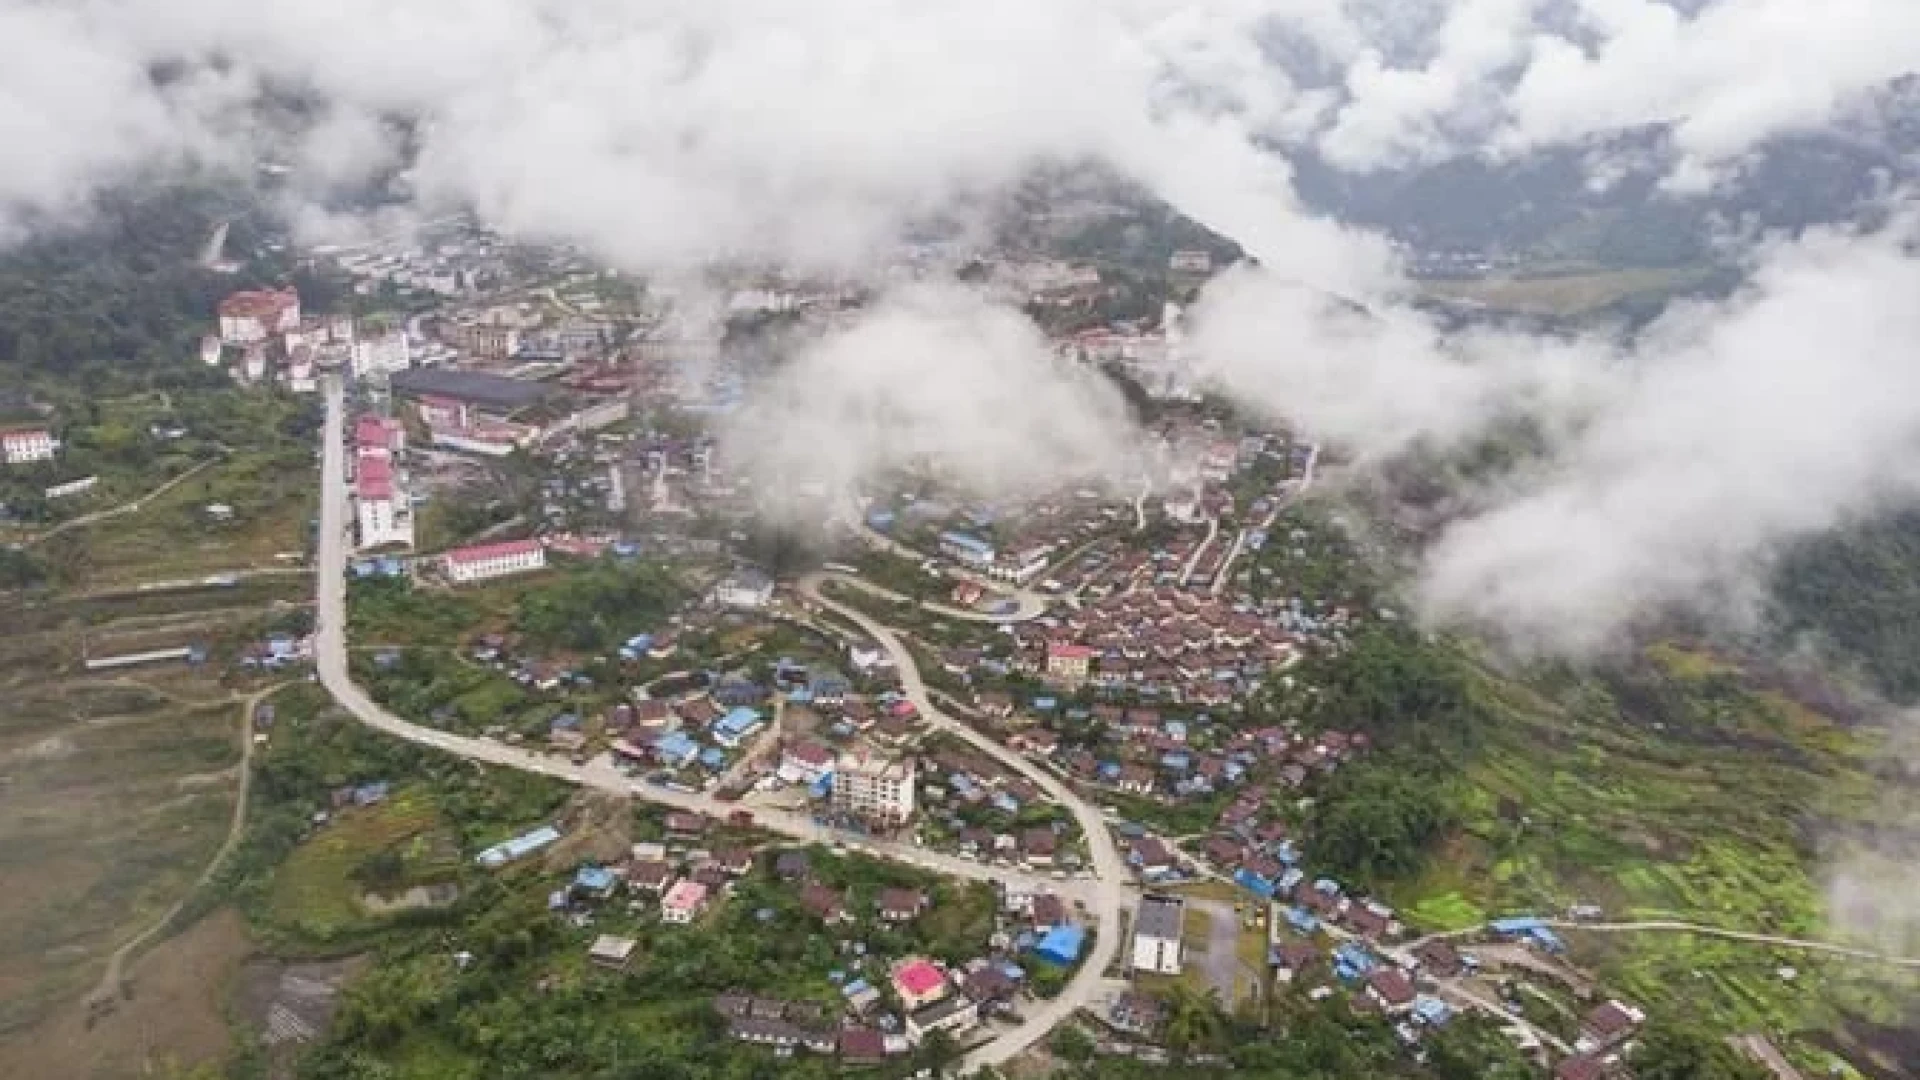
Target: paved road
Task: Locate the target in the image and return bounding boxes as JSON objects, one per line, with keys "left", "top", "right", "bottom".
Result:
{"left": 821, "top": 572, "right": 1048, "bottom": 624}
{"left": 312, "top": 377, "right": 1082, "bottom": 891}
{"left": 1404, "top": 918, "right": 1920, "bottom": 969}
{"left": 797, "top": 570, "right": 1133, "bottom": 1073}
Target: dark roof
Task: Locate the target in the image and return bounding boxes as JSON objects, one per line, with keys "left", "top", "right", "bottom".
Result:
{"left": 839, "top": 1026, "right": 886, "bottom": 1060}
{"left": 1555, "top": 1054, "right": 1606, "bottom": 1080}
{"left": 1135, "top": 895, "right": 1183, "bottom": 940}
{"left": 1366, "top": 968, "right": 1416, "bottom": 1005}
{"left": 390, "top": 367, "right": 557, "bottom": 411}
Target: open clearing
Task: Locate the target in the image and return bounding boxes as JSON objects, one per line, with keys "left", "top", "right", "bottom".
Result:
{"left": 1415, "top": 264, "right": 1716, "bottom": 316}
{"left": 0, "top": 908, "right": 253, "bottom": 1080}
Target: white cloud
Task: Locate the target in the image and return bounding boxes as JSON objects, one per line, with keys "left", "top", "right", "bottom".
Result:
{"left": 717, "top": 283, "right": 1143, "bottom": 522}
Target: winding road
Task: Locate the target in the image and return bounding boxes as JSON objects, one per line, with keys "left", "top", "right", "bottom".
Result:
{"left": 312, "top": 378, "right": 1130, "bottom": 1068}
{"left": 797, "top": 570, "right": 1132, "bottom": 1072}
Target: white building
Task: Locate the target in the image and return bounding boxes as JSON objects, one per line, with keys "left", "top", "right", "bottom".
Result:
{"left": 354, "top": 451, "right": 414, "bottom": 550}
{"left": 351, "top": 331, "right": 413, "bottom": 378}
{"left": 217, "top": 287, "right": 301, "bottom": 345}
{"left": 443, "top": 538, "right": 546, "bottom": 584}
{"left": 715, "top": 569, "right": 774, "bottom": 609}
{"left": 987, "top": 544, "right": 1053, "bottom": 585}
{"left": 831, "top": 750, "right": 917, "bottom": 823}
{"left": 0, "top": 427, "right": 57, "bottom": 465}
{"left": 1131, "top": 895, "right": 1185, "bottom": 975}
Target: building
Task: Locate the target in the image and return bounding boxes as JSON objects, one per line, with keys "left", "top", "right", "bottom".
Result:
{"left": 1132, "top": 895, "right": 1185, "bottom": 975}
{"left": 587, "top": 935, "right": 638, "bottom": 969}
{"left": 938, "top": 530, "right": 996, "bottom": 568}
{"left": 715, "top": 569, "right": 774, "bottom": 609}
{"left": 1365, "top": 968, "right": 1417, "bottom": 1014}
{"left": 1578, "top": 1000, "right": 1645, "bottom": 1052}
{"left": 1045, "top": 642, "right": 1095, "bottom": 684}
{"left": 218, "top": 287, "right": 301, "bottom": 345}
{"left": 354, "top": 452, "right": 414, "bottom": 550}
{"left": 830, "top": 750, "right": 917, "bottom": 823}
{"left": 988, "top": 544, "right": 1053, "bottom": 585}
{"left": 443, "top": 538, "right": 546, "bottom": 584}
{"left": 351, "top": 330, "right": 413, "bottom": 377}
{"left": 778, "top": 741, "right": 836, "bottom": 785}
{"left": 661, "top": 880, "right": 711, "bottom": 924}
{"left": 0, "top": 427, "right": 57, "bottom": 465}
{"left": 891, "top": 958, "right": 950, "bottom": 1011}
{"left": 1169, "top": 250, "right": 1213, "bottom": 274}
{"left": 713, "top": 706, "right": 766, "bottom": 748}
{"left": 355, "top": 414, "right": 406, "bottom": 454}
{"left": 906, "top": 996, "right": 978, "bottom": 1045}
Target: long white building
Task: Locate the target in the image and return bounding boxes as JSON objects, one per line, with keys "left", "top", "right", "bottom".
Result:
{"left": 443, "top": 538, "right": 546, "bottom": 584}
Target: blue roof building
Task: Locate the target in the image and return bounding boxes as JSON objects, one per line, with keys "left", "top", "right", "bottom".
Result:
{"left": 1284, "top": 906, "right": 1319, "bottom": 934}
{"left": 699, "top": 747, "right": 728, "bottom": 770}
{"left": 654, "top": 731, "right": 699, "bottom": 766}
{"left": 1234, "top": 868, "right": 1277, "bottom": 898}
{"left": 1034, "top": 924, "right": 1086, "bottom": 966}
{"left": 713, "top": 706, "right": 766, "bottom": 747}
{"left": 939, "top": 530, "right": 996, "bottom": 564}
{"left": 573, "top": 865, "right": 619, "bottom": 894}
{"left": 1413, "top": 996, "right": 1453, "bottom": 1026}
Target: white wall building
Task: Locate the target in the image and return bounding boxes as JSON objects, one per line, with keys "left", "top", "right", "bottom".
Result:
{"left": 715, "top": 569, "right": 774, "bottom": 609}
{"left": 443, "top": 539, "right": 546, "bottom": 584}
{"left": 354, "top": 451, "right": 414, "bottom": 550}
{"left": 831, "top": 751, "right": 917, "bottom": 822}
{"left": 217, "top": 288, "right": 301, "bottom": 346}
{"left": 1, "top": 428, "right": 57, "bottom": 465}
{"left": 351, "top": 331, "right": 413, "bottom": 378}
{"left": 1131, "top": 895, "right": 1185, "bottom": 975}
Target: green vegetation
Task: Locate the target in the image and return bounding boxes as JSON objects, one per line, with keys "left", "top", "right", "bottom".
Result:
{"left": 512, "top": 562, "right": 686, "bottom": 653}
{"left": 260, "top": 792, "right": 460, "bottom": 942}
{"left": 1630, "top": 1018, "right": 1770, "bottom": 1080}
{"left": 1772, "top": 509, "right": 1920, "bottom": 701}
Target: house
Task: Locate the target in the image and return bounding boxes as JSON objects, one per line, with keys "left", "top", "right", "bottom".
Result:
{"left": 1030, "top": 893, "right": 1067, "bottom": 931}
{"left": 1045, "top": 642, "right": 1095, "bottom": 684}
{"left": 1020, "top": 827, "right": 1058, "bottom": 866}
{"left": 628, "top": 860, "right": 674, "bottom": 892}
{"left": 588, "top": 934, "right": 638, "bottom": 969}
{"left": 839, "top": 1026, "right": 887, "bottom": 1063}
{"left": 1034, "top": 924, "right": 1086, "bottom": 966}
{"left": 1411, "top": 939, "right": 1463, "bottom": 978}
{"left": 715, "top": 848, "right": 754, "bottom": 876}
{"left": 661, "top": 880, "right": 710, "bottom": 924}
{"left": 878, "top": 888, "right": 928, "bottom": 923}
{"left": 779, "top": 741, "right": 836, "bottom": 785}
{"left": 665, "top": 811, "right": 708, "bottom": 838}
{"left": 938, "top": 530, "right": 995, "bottom": 568}
{"left": 1365, "top": 968, "right": 1417, "bottom": 1014}
{"left": 774, "top": 850, "right": 811, "bottom": 880}
{"left": 713, "top": 706, "right": 766, "bottom": 748}
{"left": 1132, "top": 895, "right": 1184, "bottom": 975}
{"left": 443, "top": 538, "right": 546, "bottom": 584}
{"left": 800, "top": 881, "right": 850, "bottom": 924}
{"left": 1578, "top": 1000, "right": 1645, "bottom": 1052}
{"left": 571, "top": 865, "right": 621, "bottom": 900}
{"left": 0, "top": 428, "right": 57, "bottom": 465}
{"left": 1117, "top": 764, "right": 1155, "bottom": 795}
{"left": 892, "top": 958, "right": 950, "bottom": 1010}
{"left": 1128, "top": 835, "right": 1173, "bottom": 875}
{"left": 906, "top": 995, "right": 978, "bottom": 1044}
{"left": 715, "top": 569, "right": 774, "bottom": 609}
{"left": 1555, "top": 1053, "right": 1607, "bottom": 1080}
{"left": 1272, "top": 940, "right": 1322, "bottom": 983}
{"left": 962, "top": 965, "right": 1018, "bottom": 1005}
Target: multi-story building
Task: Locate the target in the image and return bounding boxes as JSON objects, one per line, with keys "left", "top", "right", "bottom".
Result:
{"left": 1131, "top": 895, "right": 1185, "bottom": 975}
{"left": 351, "top": 330, "right": 413, "bottom": 378}
{"left": 442, "top": 538, "right": 545, "bottom": 584}
{"left": 0, "top": 427, "right": 57, "bottom": 465}
{"left": 939, "top": 530, "right": 996, "bottom": 569}
{"left": 831, "top": 750, "right": 917, "bottom": 823}
{"left": 1045, "top": 642, "right": 1095, "bottom": 685}
{"left": 217, "top": 287, "right": 301, "bottom": 345}
{"left": 353, "top": 452, "right": 414, "bottom": 550}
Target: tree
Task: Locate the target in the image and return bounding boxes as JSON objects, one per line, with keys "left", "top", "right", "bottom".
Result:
{"left": 1049, "top": 1023, "right": 1095, "bottom": 1064}
{"left": 1161, "top": 982, "right": 1227, "bottom": 1060}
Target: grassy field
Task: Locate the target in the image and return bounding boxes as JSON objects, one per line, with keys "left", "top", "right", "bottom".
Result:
{"left": 261, "top": 791, "right": 461, "bottom": 942}
{"left": 0, "top": 673, "right": 242, "bottom": 1034}
{"left": 1415, "top": 264, "right": 1717, "bottom": 316}
{"left": 1389, "top": 642, "right": 1914, "bottom": 1066}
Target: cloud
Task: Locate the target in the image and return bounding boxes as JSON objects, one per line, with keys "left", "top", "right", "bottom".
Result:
{"left": 716, "top": 283, "right": 1143, "bottom": 524}
{"left": 1187, "top": 210, "right": 1920, "bottom": 655}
